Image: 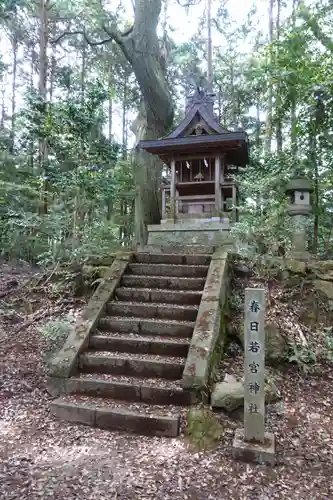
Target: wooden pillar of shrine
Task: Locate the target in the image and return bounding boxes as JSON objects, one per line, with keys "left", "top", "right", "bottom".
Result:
{"left": 232, "top": 184, "right": 237, "bottom": 223}
{"left": 170, "top": 158, "right": 176, "bottom": 219}
{"left": 215, "top": 155, "right": 222, "bottom": 215}
{"left": 161, "top": 188, "right": 166, "bottom": 219}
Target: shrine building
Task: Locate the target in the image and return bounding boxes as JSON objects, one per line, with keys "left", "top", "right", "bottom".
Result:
{"left": 139, "top": 87, "right": 249, "bottom": 247}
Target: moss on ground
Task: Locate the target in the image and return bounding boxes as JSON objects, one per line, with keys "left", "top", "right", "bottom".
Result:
{"left": 186, "top": 407, "right": 224, "bottom": 451}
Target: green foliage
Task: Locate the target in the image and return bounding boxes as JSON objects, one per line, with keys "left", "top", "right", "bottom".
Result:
{"left": 0, "top": 82, "right": 134, "bottom": 264}
{"left": 186, "top": 408, "right": 224, "bottom": 451}
{"left": 287, "top": 345, "right": 318, "bottom": 371}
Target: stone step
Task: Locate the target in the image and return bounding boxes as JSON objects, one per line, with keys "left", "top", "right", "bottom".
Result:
{"left": 50, "top": 395, "right": 180, "bottom": 437}
{"left": 107, "top": 301, "right": 198, "bottom": 322}
{"left": 121, "top": 275, "right": 206, "bottom": 291}
{"left": 134, "top": 252, "right": 211, "bottom": 266}
{"left": 90, "top": 333, "right": 189, "bottom": 357}
{"left": 115, "top": 287, "right": 202, "bottom": 305}
{"left": 49, "top": 374, "right": 198, "bottom": 405}
{"left": 141, "top": 245, "right": 214, "bottom": 255}
{"left": 127, "top": 263, "right": 209, "bottom": 278}
{"left": 98, "top": 316, "right": 194, "bottom": 338}
{"left": 79, "top": 352, "right": 185, "bottom": 379}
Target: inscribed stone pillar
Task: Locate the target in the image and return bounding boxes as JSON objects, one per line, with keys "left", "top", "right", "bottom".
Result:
{"left": 243, "top": 288, "right": 265, "bottom": 443}
{"left": 232, "top": 287, "right": 276, "bottom": 465}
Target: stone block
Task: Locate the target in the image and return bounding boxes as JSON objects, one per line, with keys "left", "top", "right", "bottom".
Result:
{"left": 49, "top": 254, "right": 132, "bottom": 378}
{"left": 50, "top": 399, "right": 96, "bottom": 426}
{"left": 182, "top": 299, "right": 221, "bottom": 388}
{"left": 99, "top": 317, "right": 140, "bottom": 334}
{"left": 211, "top": 376, "right": 280, "bottom": 411}
{"left": 232, "top": 428, "right": 276, "bottom": 466}
{"left": 309, "top": 260, "right": 333, "bottom": 281}
{"left": 285, "top": 259, "right": 306, "bottom": 275}
{"left": 202, "top": 257, "right": 228, "bottom": 304}
{"left": 139, "top": 319, "right": 194, "bottom": 338}
{"left": 182, "top": 250, "right": 230, "bottom": 389}
{"left": 95, "top": 407, "right": 180, "bottom": 437}
{"left": 211, "top": 380, "right": 244, "bottom": 411}
{"left": 313, "top": 279, "right": 333, "bottom": 300}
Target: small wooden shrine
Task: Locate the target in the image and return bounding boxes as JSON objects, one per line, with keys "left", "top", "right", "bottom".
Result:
{"left": 140, "top": 87, "right": 249, "bottom": 224}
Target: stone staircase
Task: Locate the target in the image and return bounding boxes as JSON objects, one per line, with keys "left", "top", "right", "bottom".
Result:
{"left": 50, "top": 251, "right": 212, "bottom": 437}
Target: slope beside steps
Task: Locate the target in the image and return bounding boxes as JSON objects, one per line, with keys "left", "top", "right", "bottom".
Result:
{"left": 50, "top": 251, "right": 211, "bottom": 437}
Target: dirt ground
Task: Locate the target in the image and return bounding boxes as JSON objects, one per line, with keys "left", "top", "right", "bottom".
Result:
{"left": 1, "top": 262, "right": 333, "bottom": 499}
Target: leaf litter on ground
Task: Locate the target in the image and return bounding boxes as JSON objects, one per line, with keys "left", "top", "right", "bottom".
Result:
{"left": 0, "top": 261, "right": 333, "bottom": 499}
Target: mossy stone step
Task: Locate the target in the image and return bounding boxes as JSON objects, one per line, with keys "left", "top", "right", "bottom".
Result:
{"left": 48, "top": 375, "right": 198, "bottom": 406}
{"left": 106, "top": 301, "right": 198, "bottom": 322}
{"left": 115, "top": 287, "right": 202, "bottom": 305}
{"left": 126, "top": 263, "right": 209, "bottom": 278}
{"left": 98, "top": 316, "right": 194, "bottom": 338}
{"left": 134, "top": 252, "right": 211, "bottom": 266}
{"left": 89, "top": 333, "right": 189, "bottom": 357}
{"left": 50, "top": 396, "right": 180, "bottom": 436}
{"left": 121, "top": 275, "right": 206, "bottom": 291}
{"left": 79, "top": 352, "right": 185, "bottom": 379}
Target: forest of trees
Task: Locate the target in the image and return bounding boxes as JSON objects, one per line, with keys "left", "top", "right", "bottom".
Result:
{"left": 1, "top": 0, "right": 333, "bottom": 265}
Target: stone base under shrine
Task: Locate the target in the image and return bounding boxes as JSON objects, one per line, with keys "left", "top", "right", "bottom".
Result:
{"left": 232, "top": 428, "right": 276, "bottom": 466}
{"left": 147, "top": 220, "right": 232, "bottom": 248}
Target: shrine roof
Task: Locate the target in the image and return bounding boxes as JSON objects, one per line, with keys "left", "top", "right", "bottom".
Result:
{"left": 139, "top": 87, "right": 249, "bottom": 166}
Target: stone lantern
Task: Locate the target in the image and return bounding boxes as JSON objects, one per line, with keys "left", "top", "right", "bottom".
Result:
{"left": 285, "top": 177, "right": 313, "bottom": 259}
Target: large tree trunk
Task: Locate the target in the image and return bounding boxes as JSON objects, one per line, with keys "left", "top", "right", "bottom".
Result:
{"left": 38, "top": 0, "right": 49, "bottom": 215}
{"left": 52, "top": 0, "right": 173, "bottom": 246}
{"left": 115, "top": 0, "right": 174, "bottom": 246}
{"left": 9, "top": 31, "right": 18, "bottom": 152}
{"left": 275, "top": 0, "right": 283, "bottom": 154}
{"left": 265, "top": 0, "right": 274, "bottom": 154}
{"left": 290, "top": 0, "right": 300, "bottom": 162}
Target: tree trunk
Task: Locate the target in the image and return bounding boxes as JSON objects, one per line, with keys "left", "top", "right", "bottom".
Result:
{"left": 206, "top": 0, "right": 213, "bottom": 93}
{"left": 0, "top": 84, "right": 5, "bottom": 130}
{"left": 122, "top": 73, "right": 128, "bottom": 159}
{"left": 290, "top": 0, "right": 300, "bottom": 162}
{"left": 275, "top": 0, "right": 283, "bottom": 153}
{"left": 115, "top": 0, "right": 174, "bottom": 247}
{"left": 108, "top": 62, "right": 113, "bottom": 142}
{"left": 9, "top": 32, "right": 18, "bottom": 152}
{"left": 80, "top": 42, "right": 86, "bottom": 97}
{"left": 38, "top": 0, "right": 49, "bottom": 215}
{"left": 265, "top": 0, "right": 274, "bottom": 154}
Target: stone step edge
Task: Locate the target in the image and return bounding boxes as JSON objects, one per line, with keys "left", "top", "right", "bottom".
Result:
{"left": 116, "top": 287, "right": 203, "bottom": 294}
{"left": 81, "top": 352, "right": 186, "bottom": 365}
{"left": 129, "top": 263, "right": 209, "bottom": 269}
{"left": 47, "top": 376, "right": 199, "bottom": 405}
{"left": 50, "top": 398, "right": 180, "bottom": 437}
{"left": 89, "top": 334, "right": 189, "bottom": 358}
{"left": 100, "top": 316, "right": 195, "bottom": 326}
{"left": 108, "top": 301, "right": 199, "bottom": 310}
{"left": 91, "top": 333, "right": 190, "bottom": 345}
{"left": 122, "top": 275, "right": 206, "bottom": 281}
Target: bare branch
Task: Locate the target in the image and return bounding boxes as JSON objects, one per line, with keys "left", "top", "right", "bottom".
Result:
{"left": 176, "top": 0, "right": 201, "bottom": 6}
{"left": 50, "top": 26, "right": 123, "bottom": 46}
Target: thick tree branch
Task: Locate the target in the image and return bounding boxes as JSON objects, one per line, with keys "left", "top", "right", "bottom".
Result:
{"left": 50, "top": 30, "right": 114, "bottom": 45}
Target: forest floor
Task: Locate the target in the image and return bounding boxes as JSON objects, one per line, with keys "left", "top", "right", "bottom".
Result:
{"left": 0, "top": 261, "right": 333, "bottom": 499}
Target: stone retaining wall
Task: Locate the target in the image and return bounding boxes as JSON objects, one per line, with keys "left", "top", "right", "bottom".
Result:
{"left": 182, "top": 249, "right": 231, "bottom": 389}
{"left": 48, "top": 253, "right": 132, "bottom": 380}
